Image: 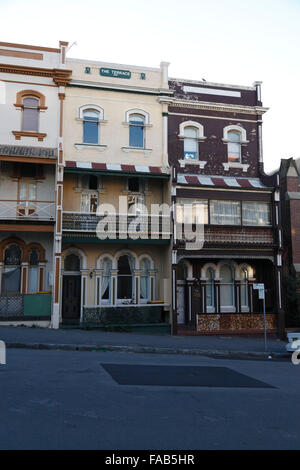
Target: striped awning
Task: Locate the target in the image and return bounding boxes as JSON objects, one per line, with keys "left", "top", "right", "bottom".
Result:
{"left": 177, "top": 174, "right": 271, "bottom": 189}
{"left": 65, "top": 161, "right": 170, "bottom": 177}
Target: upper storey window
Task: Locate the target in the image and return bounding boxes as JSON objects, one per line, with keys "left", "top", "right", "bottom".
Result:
{"left": 184, "top": 127, "right": 198, "bottom": 160}
{"left": 13, "top": 90, "right": 47, "bottom": 141}
{"left": 22, "top": 97, "right": 39, "bottom": 132}
{"left": 83, "top": 110, "right": 100, "bottom": 144}
{"left": 129, "top": 114, "right": 145, "bottom": 148}
{"left": 227, "top": 130, "right": 241, "bottom": 163}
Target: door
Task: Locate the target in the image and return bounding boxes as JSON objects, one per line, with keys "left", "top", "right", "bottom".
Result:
{"left": 62, "top": 275, "right": 81, "bottom": 321}
{"left": 177, "top": 284, "right": 185, "bottom": 324}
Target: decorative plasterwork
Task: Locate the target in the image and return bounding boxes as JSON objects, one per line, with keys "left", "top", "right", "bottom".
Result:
{"left": 222, "top": 124, "right": 249, "bottom": 144}
{"left": 179, "top": 159, "right": 207, "bottom": 169}
{"left": 178, "top": 120, "right": 207, "bottom": 141}
{"left": 158, "top": 97, "right": 268, "bottom": 116}
{"left": 0, "top": 63, "right": 72, "bottom": 86}
{"left": 74, "top": 143, "right": 107, "bottom": 153}
{"left": 12, "top": 131, "right": 47, "bottom": 142}
{"left": 222, "top": 162, "right": 250, "bottom": 172}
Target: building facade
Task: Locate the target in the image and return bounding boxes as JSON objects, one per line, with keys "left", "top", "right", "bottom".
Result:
{"left": 59, "top": 58, "right": 173, "bottom": 331}
{"left": 0, "top": 41, "right": 70, "bottom": 326}
{"left": 165, "top": 79, "right": 285, "bottom": 336}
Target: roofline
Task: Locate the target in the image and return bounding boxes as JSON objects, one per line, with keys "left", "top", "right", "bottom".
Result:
{"left": 0, "top": 41, "right": 61, "bottom": 53}
{"left": 67, "top": 57, "right": 162, "bottom": 73}
{"left": 169, "top": 77, "right": 256, "bottom": 91}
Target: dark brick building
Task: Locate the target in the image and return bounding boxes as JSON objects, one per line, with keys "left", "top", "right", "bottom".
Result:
{"left": 164, "top": 78, "right": 284, "bottom": 336}
{"left": 279, "top": 158, "right": 300, "bottom": 327}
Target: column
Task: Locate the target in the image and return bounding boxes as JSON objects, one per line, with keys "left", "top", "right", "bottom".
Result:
{"left": 235, "top": 280, "right": 242, "bottom": 314}
{"left": 149, "top": 270, "right": 157, "bottom": 301}
{"left": 133, "top": 270, "right": 141, "bottom": 304}
{"left": 171, "top": 250, "right": 177, "bottom": 335}
{"left": 21, "top": 262, "right": 28, "bottom": 294}
{"left": 0, "top": 262, "right": 3, "bottom": 294}
{"left": 110, "top": 269, "right": 118, "bottom": 306}
{"left": 39, "top": 262, "right": 46, "bottom": 292}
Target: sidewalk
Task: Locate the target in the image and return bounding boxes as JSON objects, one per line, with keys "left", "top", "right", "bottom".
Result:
{"left": 0, "top": 325, "right": 289, "bottom": 359}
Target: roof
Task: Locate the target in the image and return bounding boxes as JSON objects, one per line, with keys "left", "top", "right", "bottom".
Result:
{"left": 177, "top": 174, "right": 272, "bottom": 190}
{"left": 65, "top": 161, "right": 170, "bottom": 177}
{"left": 0, "top": 145, "right": 57, "bottom": 159}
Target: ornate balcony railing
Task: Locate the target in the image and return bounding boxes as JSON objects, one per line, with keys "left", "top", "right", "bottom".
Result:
{"left": 177, "top": 225, "right": 274, "bottom": 246}
{"left": 0, "top": 200, "right": 55, "bottom": 221}
{"left": 63, "top": 212, "right": 171, "bottom": 239}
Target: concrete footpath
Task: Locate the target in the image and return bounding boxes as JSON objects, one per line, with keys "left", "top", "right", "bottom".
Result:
{"left": 0, "top": 325, "right": 290, "bottom": 359}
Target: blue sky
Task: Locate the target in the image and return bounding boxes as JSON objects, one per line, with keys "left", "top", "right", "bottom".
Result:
{"left": 1, "top": 0, "right": 300, "bottom": 172}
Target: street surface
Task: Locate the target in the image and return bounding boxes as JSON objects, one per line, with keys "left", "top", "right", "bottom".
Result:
{"left": 0, "top": 348, "right": 299, "bottom": 449}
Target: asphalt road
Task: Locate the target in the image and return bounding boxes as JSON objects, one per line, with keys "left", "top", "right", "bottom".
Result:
{"left": 0, "top": 348, "right": 299, "bottom": 450}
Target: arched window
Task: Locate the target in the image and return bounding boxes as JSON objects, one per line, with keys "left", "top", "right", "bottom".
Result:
{"left": 220, "top": 264, "right": 235, "bottom": 308}
{"left": 227, "top": 130, "right": 242, "bottom": 162}
{"left": 101, "top": 257, "right": 112, "bottom": 302}
{"left": 117, "top": 255, "right": 134, "bottom": 301}
{"left": 129, "top": 114, "right": 145, "bottom": 148}
{"left": 22, "top": 97, "right": 39, "bottom": 132}
{"left": 2, "top": 245, "right": 22, "bottom": 294}
{"left": 140, "top": 258, "right": 150, "bottom": 302}
{"left": 83, "top": 110, "right": 100, "bottom": 144}
{"left": 184, "top": 127, "right": 198, "bottom": 160}
{"left": 206, "top": 268, "right": 215, "bottom": 308}
{"left": 28, "top": 248, "right": 39, "bottom": 293}
{"left": 64, "top": 254, "right": 81, "bottom": 272}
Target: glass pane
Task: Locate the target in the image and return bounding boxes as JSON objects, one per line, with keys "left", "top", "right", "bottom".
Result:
{"left": 242, "top": 202, "right": 271, "bottom": 226}
{"left": 228, "top": 131, "right": 241, "bottom": 142}
{"left": 90, "top": 194, "right": 98, "bottom": 213}
{"left": 29, "top": 249, "right": 39, "bottom": 266}
{"left": 129, "top": 114, "right": 144, "bottom": 124}
{"left": 64, "top": 254, "right": 80, "bottom": 271}
{"left": 29, "top": 267, "right": 38, "bottom": 293}
{"left": 83, "top": 110, "right": 99, "bottom": 120}
{"left": 81, "top": 193, "right": 89, "bottom": 212}
{"left": 22, "top": 107, "right": 39, "bottom": 132}
{"left": 83, "top": 121, "right": 98, "bottom": 144}
{"left": 118, "top": 255, "right": 132, "bottom": 275}
{"left": 210, "top": 200, "right": 241, "bottom": 225}
{"left": 23, "top": 97, "right": 39, "bottom": 108}
{"left": 228, "top": 142, "right": 241, "bottom": 162}
{"left": 129, "top": 125, "right": 144, "bottom": 147}
{"left": 89, "top": 175, "right": 98, "bottom": 190}
{"left": 4, "top": 245, "right": 21, "bottom": 265}
{"left": 29, "top": 183, "right": 37, "bottom": 201}
{"left": 117, "top": 275, "right": 132, "bottom": 299}
{"left": 140, "top": 276, "right": 149, "bottom": 299}
{"left": 184, "top": 127, "right": 197, "bottom": 138}
{"left": 2, "top": 267, "right": 21, "bottom": 293}
{"left": 184, "top": 137, "right": 198, "bottom": 153}
{"left": 19, "top": 183, "right": 27, "bottom": 201}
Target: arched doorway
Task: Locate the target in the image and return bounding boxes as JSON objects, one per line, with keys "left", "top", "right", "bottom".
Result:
{"left": 62, "top": 253, "right": 81, "bottom": 323}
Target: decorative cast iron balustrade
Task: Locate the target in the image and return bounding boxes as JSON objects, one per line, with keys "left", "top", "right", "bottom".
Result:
{"left": 178, "top": 225, "right": 274, "bottom": 246}
{"left": 63, "top": 212, "right": 171, "bottom": 239}
{"left": 0, "top": 201, "right": 55, "bottom": 221}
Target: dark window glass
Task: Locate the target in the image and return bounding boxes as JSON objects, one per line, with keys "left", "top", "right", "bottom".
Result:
{"left": 117, "top": 255, "right": 133, "bottom": 299}
{"left": 89, "top": 175, "right": 98, "bottom": 190}
{"left": 64, "top": 254, "right": 80, "bottom": 272}
{"left": 83, "top": 111, "right": 99, "bottom": 144}
{"left": 19, "top": 163, "right": 36, "bottom": 178}
{"left": 4, "top": 245, "right": 21, "bottom": 265}
{"left": 22, "top": 97, "right": 39, "bottom": 132}
{"left": 128, "top": 177, "right": 140, "bottom": 192}
{"left": 129, "top": 115, "right": 144, "bottom": 148}
{"left": 29, "top": 249, "right": 39, "bottom": 266}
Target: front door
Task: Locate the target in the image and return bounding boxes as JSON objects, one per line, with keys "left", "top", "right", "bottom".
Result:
{"left": 62, "top": 275, "right": 81, "bottom": 322}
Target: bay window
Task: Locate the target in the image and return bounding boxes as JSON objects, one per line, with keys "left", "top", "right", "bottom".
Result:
{"left": 242, "top": 202, "right": 271, "bottom": 226}
{"left": 210, "top": 200, "right": 241, "bottom": 225}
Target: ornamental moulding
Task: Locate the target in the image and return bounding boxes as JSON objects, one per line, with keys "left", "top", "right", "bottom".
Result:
{"left": 0, "top": 63, "right": 72, "bottom": 86}
{"left": 163, "top": 99, "right": 268, "bottom": 116}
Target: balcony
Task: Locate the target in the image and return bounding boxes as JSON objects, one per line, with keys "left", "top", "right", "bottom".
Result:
{"left": 0, "top": 200, "right": 55, "bottom": 221}
{"left": 63, "top": 212, "right": 171, "bottom": 240}
{"left": 177, "top": 225, "right": 274, "bottom": 247}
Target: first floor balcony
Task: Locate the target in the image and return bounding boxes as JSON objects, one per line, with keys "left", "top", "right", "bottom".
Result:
{"left": 62, "top": 212, "right": 171, "bottom": 240}
{"left": 0, "top": 200, "right": 55, "bottom": 221}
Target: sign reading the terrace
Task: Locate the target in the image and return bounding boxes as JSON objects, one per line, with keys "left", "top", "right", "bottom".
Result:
{"left": 100, "top": 68, "right": 131, "bottom": 79}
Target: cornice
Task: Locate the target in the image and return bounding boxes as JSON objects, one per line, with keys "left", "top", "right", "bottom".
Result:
{"left": 68, "top": 79, "right": 172, "bottom": 95}
{"left": 0, "top": 63, "right": 72, "bottom": 86}
{"left": 158, "top": 97, "right": 268, "bottom": 115}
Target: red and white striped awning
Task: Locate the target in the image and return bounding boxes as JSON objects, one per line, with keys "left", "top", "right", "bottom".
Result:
{"left": 65, "top": 161, "right": 170, "bottom": 176}
{"left": 177, "top": 174, "right": 270, "bottom": 189}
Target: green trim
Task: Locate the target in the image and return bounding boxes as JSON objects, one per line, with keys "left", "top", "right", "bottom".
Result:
{"left": 62, "top": 237, "right": 170, "bottom": 245}
{"left": 64, "top": 168, "right": 170, "bottom": 179}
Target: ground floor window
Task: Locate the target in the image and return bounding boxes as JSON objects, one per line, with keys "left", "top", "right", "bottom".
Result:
{"left": 2, "top": 244, "right": 22, "bottom": 294}
{"left": 117, "top": 254, "right": 134, "bottom": 301}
